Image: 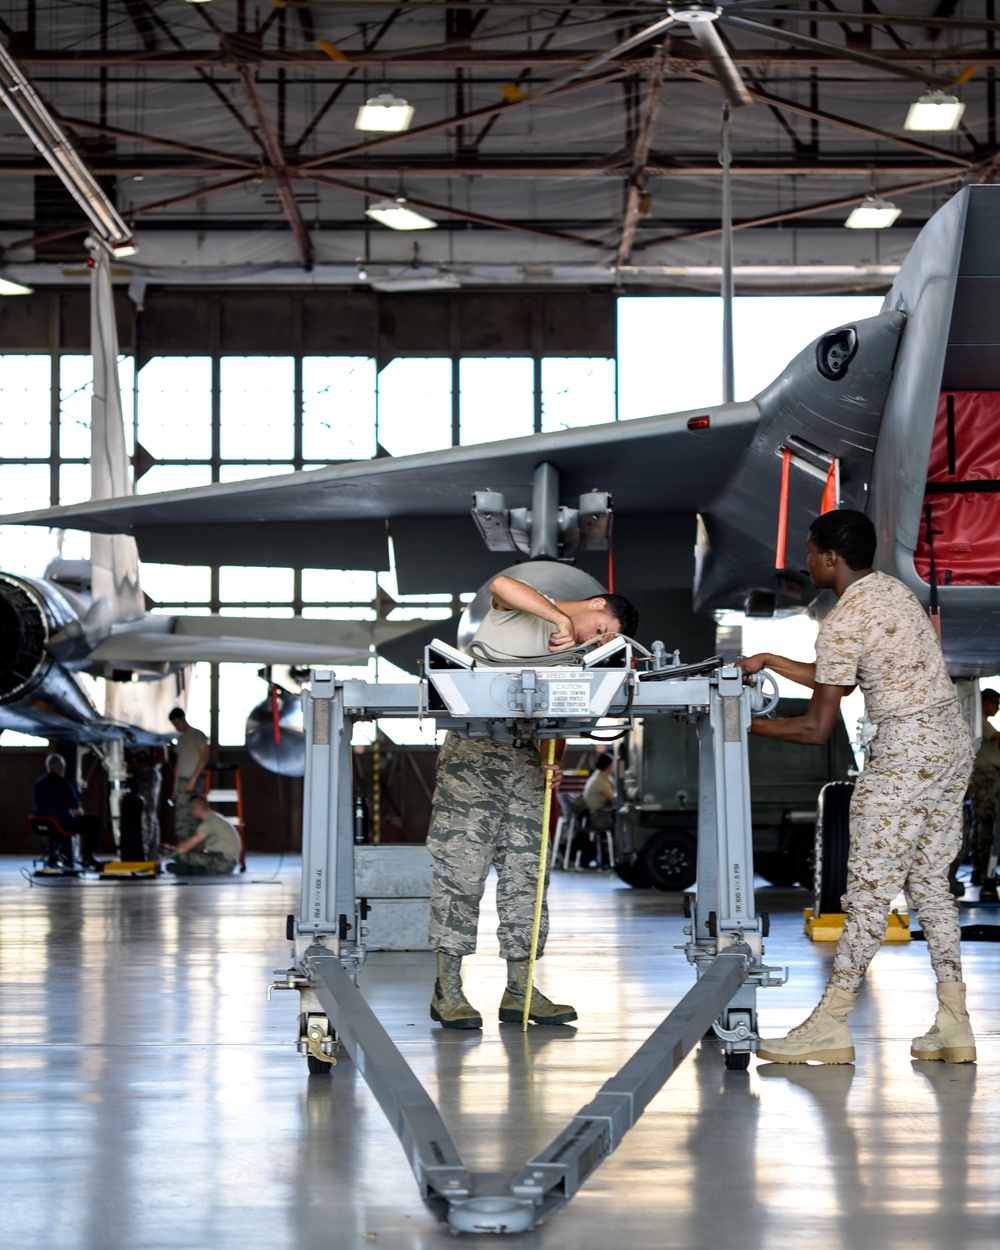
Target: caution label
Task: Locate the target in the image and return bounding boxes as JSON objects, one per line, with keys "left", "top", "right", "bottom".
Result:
{"left": 545, "top": 681, "right": 593, "bottom": 714}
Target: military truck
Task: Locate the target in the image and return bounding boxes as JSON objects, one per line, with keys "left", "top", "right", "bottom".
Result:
{"left": 613, "top": 698, "right": 856, "bottom": 891}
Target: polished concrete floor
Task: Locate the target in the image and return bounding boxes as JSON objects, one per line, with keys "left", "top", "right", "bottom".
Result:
{"left": 0, "top": 854, "right": 997, "bottom": 1249}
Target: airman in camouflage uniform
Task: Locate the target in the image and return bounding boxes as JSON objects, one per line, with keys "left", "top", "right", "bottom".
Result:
{"left": 969, "top": 688, "right": 1000, "bottom": 895}
{"left": 426, "top": 574, "right": 638, "bottom": 1029}
{"left": 741, "top": 510, "right": 976, "bottom": 1065}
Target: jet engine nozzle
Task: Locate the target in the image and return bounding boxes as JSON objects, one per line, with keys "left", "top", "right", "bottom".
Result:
{"left": 0, "top": 574, "right": 50, "bottom": 704}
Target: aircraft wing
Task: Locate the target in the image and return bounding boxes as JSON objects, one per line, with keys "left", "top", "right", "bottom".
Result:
{"left": 3, "top": 399, "right": 760, "bottom": 541}
{"left": 87, "top": 615, "right": 433, "bottom": 667}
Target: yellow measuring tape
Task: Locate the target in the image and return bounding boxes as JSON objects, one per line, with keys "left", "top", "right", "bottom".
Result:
{"left": 523, "top": 738, "right": 557, "bottom": 1032}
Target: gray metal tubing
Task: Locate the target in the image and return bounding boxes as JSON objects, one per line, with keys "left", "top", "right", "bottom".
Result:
{"left": 529, "top": 461, "right": 560, "bottom": 560}
{"left": 307, "top": 954, "right": 473, "bottom": 1208}
{"left": 508, "top": 951, "right": 748, "bottom": 1226}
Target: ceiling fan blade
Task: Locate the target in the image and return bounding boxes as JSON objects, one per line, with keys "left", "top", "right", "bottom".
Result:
{"left": 687, "top": 20, "right": 754, "bottom": 109}
{"left": 527, "top": 15, "right": 678, "bottom": 102}
{"left": 720, "top": 13, "right": 955, "bottom": 89}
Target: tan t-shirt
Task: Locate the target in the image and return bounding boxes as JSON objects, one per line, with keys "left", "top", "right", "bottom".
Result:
{"left": 814, "top": 571, "right": 956, "bottom": 723}
{"left": 175, "top": 726, "right": 208, "bottom": 778}
{"left": 195, "top": 809, "right": 241, "bottom": 862}
{"left": 471, "top": 592, "right": 557, "bottom": 664}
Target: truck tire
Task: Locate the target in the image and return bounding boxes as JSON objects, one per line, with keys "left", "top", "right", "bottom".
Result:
{"left": 815, "top": 781, "right": 853, "bottom": 915}
{"left": 641, "top": 829, "right": 698, "bottom": 892}
{"left": 614, "top": 858, "right": 651, "bottom": 888}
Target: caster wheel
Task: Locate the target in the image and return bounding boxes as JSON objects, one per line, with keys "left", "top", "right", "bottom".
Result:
{"left": 307, "top": 1054, "right": 333, "bottom": 1075}
{"left": 725, "top": 1050, "right": 751, "bottom": 1071}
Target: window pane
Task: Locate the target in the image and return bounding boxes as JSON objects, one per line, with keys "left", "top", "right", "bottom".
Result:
{"left": 302, "top": 605, "right": 376, "bottom": 621}
{"left": 139, "top": 562, "right": 211, "bottom": 604}
{"left": 0, "top": 525, "right": 60, "bottom": 576}
{"left": 220, "top": 357, "right": 294, "bottom": 460}
{"left": 218, "top": 565, "right": 294, "bottom": 603}
{"left": 137, "top": 465, "right": 212, "bottom": 495}
{"left": 138, "top": 357, "right": 212, "bottom": 460}
{"left": 61, "top": 354, "right": 135, "bottom": 459}
{"left": 218, "top": 463, "right": 295, "bottom": 484}
{"left": 301, "top": 569, "right": 377, "bottom": 602}
{"left": 377, "top": 358, "right": 451, "bottom": 456}
{"left": 0, "top": 355, "right": 50, "bottom": 457}
{"left": 459, "top": 357, "right": 534, "bottom": 446}
{"left": 540, "top": 358, "right": 616, "bottom": 432}
{"left": 617, "top": 298, "right": 722, "bottom": 419}
{"left": 302, "top": 357, "right": 376, "bottom": 460}
{"left": 0, "top": 464, "right": 51, "bottom": 510}
{"left": 58, "top": 463, "right": 91, "bottom": 506}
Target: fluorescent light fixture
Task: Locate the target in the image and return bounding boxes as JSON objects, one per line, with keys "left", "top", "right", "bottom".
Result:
{"left": 365, "top": 198, "right": 437, "bottom": 231}
{"left": 0, "top": 43, "right": 137, "bottom": 254}
{"left": 355, "top": 90, "right": 414, "bottom": 133}
{"left": 0, "top": 277, "right": 33, "bottom": 295}
{"left": 905, "top": 90, "right": 965, "bottom": 132}
{"left": 844, "top": 196, "right": 901, "bottom": 230}
{"left": 370, "top": 270, "right": 460, "bottom": 293}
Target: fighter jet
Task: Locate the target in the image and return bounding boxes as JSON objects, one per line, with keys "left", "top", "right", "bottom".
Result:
{"left": 7, "top": 185, "right": 1000, "bottom": 677}
{"left": 0, "top": 248, "right": 426, "bottom": 754}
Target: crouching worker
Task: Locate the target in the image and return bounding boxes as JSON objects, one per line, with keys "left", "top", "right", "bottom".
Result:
{"left": 161, "top": 794, "right": 240, "bottom": 876}
{"left": 427, "top": 574, "right": 638, "bottom": 1029}
{"left": 739, "top": 509, "right": 976, "bottom": 1065}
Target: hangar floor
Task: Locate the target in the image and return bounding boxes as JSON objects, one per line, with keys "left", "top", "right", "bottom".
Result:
{"left": 0, "top": 855, "right": 996, "bottom": 1250}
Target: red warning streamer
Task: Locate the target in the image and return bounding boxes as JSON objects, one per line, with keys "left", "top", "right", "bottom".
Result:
{"left": 775, "top": 447, "right": 791, "bottom": 569}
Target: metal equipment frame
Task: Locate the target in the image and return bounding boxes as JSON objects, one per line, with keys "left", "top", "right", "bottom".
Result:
{"left": 269, "top": 642, "right": 785, "bottom": 1235}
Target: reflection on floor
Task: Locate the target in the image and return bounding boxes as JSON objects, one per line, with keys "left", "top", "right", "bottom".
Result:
{"left": 0, "top": 855, "right": 996, "bottom": 1249}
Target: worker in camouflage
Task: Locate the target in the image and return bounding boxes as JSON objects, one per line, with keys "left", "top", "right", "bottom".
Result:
{"left": 969, "top": 687, "right": 1000, "bottom": 900}
{"left": 426, "top": 573, "right": 639, "bottom": 1030}
{"left": 740, "top": 510, "right": 976, "bottom": 1066}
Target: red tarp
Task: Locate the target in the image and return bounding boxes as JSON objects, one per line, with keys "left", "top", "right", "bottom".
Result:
{"left": 914, "top": 391, "right": 1000, "bottom": 586}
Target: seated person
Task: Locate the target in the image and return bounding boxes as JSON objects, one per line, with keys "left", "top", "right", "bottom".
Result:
{"left": 33, "top": 752, "right": 104, "bottom": 870}
{"left": 161, "top": 795, "right": 240, "bottom": 876}
{"left": 570, "top": 753, "right": 616, "bottom": 867}
{"left": 582, "top": 752, "right": 616, "bottom": 833}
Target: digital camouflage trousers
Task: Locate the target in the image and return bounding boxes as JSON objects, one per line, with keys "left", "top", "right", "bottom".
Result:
{"left": 830, "top": 700, "right": 973, "bottom": 993}
{"left": 426, "top": 732, "right": 549, "bottom": 959}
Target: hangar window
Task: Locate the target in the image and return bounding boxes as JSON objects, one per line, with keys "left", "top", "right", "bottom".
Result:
{"left": 140, "top": 563, "right": 212, "bottom": 605}
{"left": 301, "top": 568, "right": 378, "bottom": 603}
{"left": 377, "top": 357, "right": 452, "bottom": 456}
{"left": 302, "top": 357, "right": 377, "bottom": 460}
{"left": 0, "top": 355, "right": 51, "bottom": 458}
{"left": 137, "top": 465, "right": 213, "bottom": 495}
{"left": 0, "top": 463, "right": 51, "bottom": 512}
{"left": 137, "top": 356, "right": 213, "bottom": 461}
{"left": 220, "top": 356, "right": 295, "bottom": 461}
{"left": 59, "top": 354, "right": 135, "bottom": 461}
{"left": 540, "top": 357, "right": 616, "bottom": 431}
{"left": 219, "top": 565, "right": 295, "bottom": 604}
{"left": 459, "top": 357, "right": 534, "bottom": 445}
{"left": 57, "top": 463, "right": 91, "bottom": 507}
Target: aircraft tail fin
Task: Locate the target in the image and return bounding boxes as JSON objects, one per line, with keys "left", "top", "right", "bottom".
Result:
{"left": 89, "top": 245, "right": 144, "bottom": 622}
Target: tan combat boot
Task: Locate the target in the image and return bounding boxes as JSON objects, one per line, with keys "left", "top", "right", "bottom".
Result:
{"left": 499, "top": 958, "right": 577, "bottom": 1025}
{"left": 756, "top": 985, "right": 857, "bottom": 1064}
{"left": 911, "top": 980, "right": 977, "bottom": 1063}
{"left": 429, "top": 952, "right": 482, "bottom": 1029}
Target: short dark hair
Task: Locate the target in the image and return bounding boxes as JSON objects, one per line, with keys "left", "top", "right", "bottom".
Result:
{"left": 168, "top": 707, "right": 185, "bottom": 722}
{"left": 594, "top": 753, "right": 614, "bottom": 771}
{"left": 808, "top": 509, "right": 876, "bottom": 571}
{"left": 601, "top": 593, "right": 639, "bottom": 640}
{"left": 983, "top": 688, "right": 1000, "bottom": 704}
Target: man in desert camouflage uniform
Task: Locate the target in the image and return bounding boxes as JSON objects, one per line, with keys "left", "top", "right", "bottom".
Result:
{"left": 969, "top": 687, "right": 1000, "bottom": 900}
{"left": 739, "top": 510, "right": 976, "bottom": 1065}
{"left": 426, "top": 574, "right": 638, "bottom": 1029}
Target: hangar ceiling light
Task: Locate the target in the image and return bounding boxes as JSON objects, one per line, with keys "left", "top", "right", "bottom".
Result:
{"left": 355, "top": 89, "right": 415, "bottom": 134}
{"left": 904, "top": 90, "right": 966, "bottom": 132}
{"left": 365, "top": 198, "right": 437, "bottom": 231}
{"left": 0, "top": 277, "right": 33, "bottom": 295}
{"left": 844, "top": 196, "right": 901, "bottom": 230}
